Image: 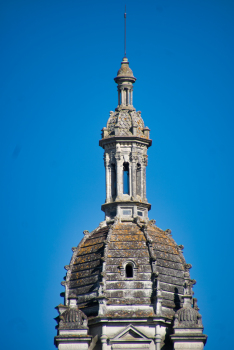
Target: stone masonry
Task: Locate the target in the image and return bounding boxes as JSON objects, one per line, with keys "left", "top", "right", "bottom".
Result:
{"left": 55, "top": 57, "right": 207, "bottom": 350}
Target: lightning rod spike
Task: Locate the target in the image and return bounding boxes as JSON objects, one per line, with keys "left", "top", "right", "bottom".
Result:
{"left": 124, "top": 5, "right": 127, "bottom": 57}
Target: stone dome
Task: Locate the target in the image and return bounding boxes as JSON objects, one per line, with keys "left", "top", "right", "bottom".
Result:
{"left": 63, "top": 220, "right": 191, "bottom": 318}
{"left": 177, "top": 307, "right": 199, "bottom": 324}
{"left": 174, "top": 304, "right": 203, "bottom": 328}
{"left": 59, "top": 307, "right": 87, "bottom": 327}
{"left": 116, "top": 57, "right": 134, "bottom": 78}
{"left": 104, "top": 110, "right": 147, "bottom": 138}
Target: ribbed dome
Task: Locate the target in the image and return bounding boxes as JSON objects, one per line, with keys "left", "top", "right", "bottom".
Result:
{"left": 60, "top": 308, "right": 86, "bottom": 324}
{"left": 174, "top": 304, "right": 203, "bottom": 328}
{"left": 177, "top": 307, "right": 198, "bottom": 323}
{"left": 64, "top": 220, "right": 191, "bottom": 318}
{"left": 116, "top": 57, "right": 134, "bottom": 77}
{"left": 58, "top": 307, "right": 88, "bottom": 330}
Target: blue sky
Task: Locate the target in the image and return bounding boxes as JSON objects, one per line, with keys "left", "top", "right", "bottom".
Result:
{"left": 0, "top": 1, "right": 233, "bottom": 349}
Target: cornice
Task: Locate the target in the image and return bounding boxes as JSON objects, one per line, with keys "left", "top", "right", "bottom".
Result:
{"left": 99, "top": 136, "right": 152, "bottom": 149}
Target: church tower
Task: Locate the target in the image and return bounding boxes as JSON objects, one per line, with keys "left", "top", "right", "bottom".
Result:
{"left": 54, "top": 54, "right": 207, "bottom": 350}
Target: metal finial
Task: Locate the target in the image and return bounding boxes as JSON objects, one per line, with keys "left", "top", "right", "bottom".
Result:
{"left": 124, "top": 5, "right": 126, "bottom": 57}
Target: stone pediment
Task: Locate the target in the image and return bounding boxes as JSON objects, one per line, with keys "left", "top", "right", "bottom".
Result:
{"left": 110, "top": 325, "right": 152, "bottom": 344}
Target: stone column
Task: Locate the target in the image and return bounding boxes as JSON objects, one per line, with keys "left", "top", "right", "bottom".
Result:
{"left": 121, "top": 88, "right": 123, "bottom": 105}
{"left": 130, "top": 153, "right": 137, "bottom": 200}
{"left": 115, "top": 152, "right": 123, "bottom": 201}
{"left": 171, "top": 287, "right": 207, "bottom": 350}
{"left": 126, "top": 88, "right": 129, "bottom": 105}
{"left": 105, "top": 154, "right": 111, "bottom": 203}
{"left": 100, "top": 325, "right": 108, "bottom": 350}
{"left": 155, "top": 325, "right": 161, "bottom": 350}
{"left": 142, "top": 156, "right": 148, "bottom": 201}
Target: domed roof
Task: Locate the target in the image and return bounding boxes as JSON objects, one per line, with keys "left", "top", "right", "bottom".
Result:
{"left": 64, "top": 220, "right": 191, "bottom": 318}
{"left": 59, "top": 307, "right": 88, "bottom": 329}
{"left": 104, "top": 110, "right": 147, "bottom": 138}
{"left": 176, "top": 306, "right": 199, "bottom": 325}
{"left": 116, "top": 57, "right": 134, "bottom": 78}
{"left": 174, "top": 300, "right": 203, "bottom": 328}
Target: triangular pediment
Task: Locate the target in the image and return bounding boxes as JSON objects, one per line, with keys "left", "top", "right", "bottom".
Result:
{"left": 110, "top": 325, "right": 151, "bottom": 343}
{"left": 120, "top": 329, "right": 142, "bottom": 340}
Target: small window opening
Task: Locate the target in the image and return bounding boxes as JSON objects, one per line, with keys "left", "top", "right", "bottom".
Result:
{"left": 111, "top": 164, "right": 116, "bottom": 197}
{"left": 123, "top": 162, "right": 129, "bottom": 194}
{"left": 136, "top": 163, "right": 141, "bottom": 196}
{"left": 123, "top": 209, "right": 131, "bottom": 216}
{"left": 126, "top": 264, "right": 133, "bottom": 278}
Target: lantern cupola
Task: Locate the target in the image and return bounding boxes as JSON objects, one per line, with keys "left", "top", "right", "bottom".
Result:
{"left": 100, "top": 57, "right": 151, "bottom": 221}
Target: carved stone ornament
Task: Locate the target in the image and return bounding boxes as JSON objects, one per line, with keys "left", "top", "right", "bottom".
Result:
{"left": 174, "top": 306, "right": 203, "bottom": 328}
{"left": 149, "top": 219, "right": 156, "bottom": 226}
{"left": 190, "top": 279, "right": 197, "bottom": 285}
{"left": 130, "top": 153, "right": 138, "bottom": 162}
{"left": 185, "top": 263, "right": 192, "bottom": 270}
{"left": 59, "top": 307, "right": 88, "bottom": 330}
{"left": 105, "top": 109, "right": 145, "bottom": 138}
{"left": 115, "top": 153, "right": 122, "bottom": 162}
{"left": 142, "top": 156, "right": 148, "bottom": 166}
{"left": 83, "top": 230, "right": 89, "bottom": 235}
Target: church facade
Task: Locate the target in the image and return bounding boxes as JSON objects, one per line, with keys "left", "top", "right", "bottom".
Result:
{"left": 54, "top": 56, "right": 207, "bottom": 350}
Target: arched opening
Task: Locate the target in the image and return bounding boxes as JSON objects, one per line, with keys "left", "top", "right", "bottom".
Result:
{"left": 126, "top": 263, "right": 133, "bottom": 278}
{"left": 111, "top": 163, "right": 116, "bottom": 197}
{"left": 136, "top": 163, "right": 141, "bottom": 196}
{"left": 123, "top": 162, "right": 129, "bottom": 194}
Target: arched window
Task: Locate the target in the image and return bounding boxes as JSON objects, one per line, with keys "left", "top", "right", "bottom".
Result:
{"left": 136, "top": 163, "right": 141, "bottom": 196}
{"left": 111, "top": 164, "right": 116, "bottom": 197}
{"left": 126, "top": 263, "right": 133, "bottom": 278}
{"left": 123, "top": 162, "right": 129, "bottom": 194}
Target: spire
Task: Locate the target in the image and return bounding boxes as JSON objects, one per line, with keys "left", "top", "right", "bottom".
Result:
{"left": 124, "top": 6, "right": 127, "bottom": 58}
{"left": 113, "top": 8, "right": 136, "bottom": 110}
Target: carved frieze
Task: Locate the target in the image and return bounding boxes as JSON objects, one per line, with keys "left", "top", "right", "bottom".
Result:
{"left": 105, "top": 109, "right": 145, "bottom": 138}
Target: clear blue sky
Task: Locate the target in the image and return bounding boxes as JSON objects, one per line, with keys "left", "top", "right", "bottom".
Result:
{"left": 0, "top": 1, "right": 233, "bottom": 349}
